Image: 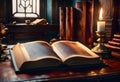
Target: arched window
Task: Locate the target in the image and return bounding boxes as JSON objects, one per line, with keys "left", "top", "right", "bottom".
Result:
{"left": 12, "top": 0, "right": 40, "bottom": 18}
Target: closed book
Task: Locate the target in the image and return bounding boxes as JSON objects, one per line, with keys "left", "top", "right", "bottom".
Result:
{"left": 59, "top": 7, "right": 66, "bottom": 40}
{"left": 75, "top": 1, "right": 94, "bottom": 45}
{"left": 105, "top": 44, "right": 120, "bottom": 52}
{"left": 112, "top": 38, "right": 120, "bottom": 42}
{"left": 106, "top": 33, "right": 120, "bottom": 52}
{"left": 114, "top": 34, "right": 120, "bottom": 39}
{"left": 66, "top": 7, "right": 74, "bottom": 40}
{"left": 75, "top": 2, "right": 86, "bottom": 43}
{"left": 108, "top": 41, "right": 120, "bottom": 47}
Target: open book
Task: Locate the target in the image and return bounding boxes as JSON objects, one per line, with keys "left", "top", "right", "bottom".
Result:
{"left": 10, "top": 40, "right": 105, "bottom": 73}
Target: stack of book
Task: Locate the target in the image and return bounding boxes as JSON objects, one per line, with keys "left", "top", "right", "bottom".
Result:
{"left": 106, "top": 34, "right": 120, "bottom": 58}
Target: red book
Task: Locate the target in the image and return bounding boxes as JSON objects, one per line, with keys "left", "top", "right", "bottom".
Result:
{"left": 75, "top": 2, "right": 86, "bottom": 43}
{"left": 108, "top": 41, "right": 120, "bottom": 47}
{"left": 59, "top": 7, "right": 66, "bottom": 40}
{"left": 66, "top": 7, "right": 74, "bottom": 40}
{"left": 75, "top": 1, "right": 94, "bottom": 45}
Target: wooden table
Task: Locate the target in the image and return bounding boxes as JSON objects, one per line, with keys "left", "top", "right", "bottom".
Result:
{"left": 0, "top": 56, "right": 120, "bottom": 82}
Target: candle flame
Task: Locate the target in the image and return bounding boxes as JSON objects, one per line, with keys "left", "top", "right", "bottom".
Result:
{"left": 99, "top": 8, "right": 103, "bottom": 20}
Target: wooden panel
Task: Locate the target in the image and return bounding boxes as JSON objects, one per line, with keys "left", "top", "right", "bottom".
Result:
{"left": 6, "top": 23, "right": 59, "bottom": 44}
{"left": 0, "top": 0, "right": 6, "bottom": 17}
{"left": 0, "top": 0, "right": 6, "bottom": 22}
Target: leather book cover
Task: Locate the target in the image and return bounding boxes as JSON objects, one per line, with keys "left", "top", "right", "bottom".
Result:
{"left": 59, "top": 7, "right": 66, "bottom": 40}
{"left": 75, "top": 1, "right": 94, "bottom": 45}
{"left": 66, "top": 7, "right": 74, "bottom": 40}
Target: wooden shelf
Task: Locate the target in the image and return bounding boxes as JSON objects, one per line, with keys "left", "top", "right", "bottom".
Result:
{"left": 5, "top": 23, "right": 59, "bottom": 44}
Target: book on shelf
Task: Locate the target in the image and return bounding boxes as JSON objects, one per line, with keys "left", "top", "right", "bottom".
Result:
{"left": 108, "top": 41, "right": 120, "bottom": 47}
{"left": 114, "top": 34, "right": 120, "bottom": 38}
{"left": 65, "top": 7, "right": 74, "bottom": 40}
{"left": 112, "top": 38, "right": 120, "bottom": 42}
{"left": 59, "top": 6, "right": 80, "bottom": 41}
{"left": 10, "top": 40, "right": 105, "bottom": 73}
{"left": 59, "top": 7, "right": 66, "bottom": 40}
{"left": 31, "top": 18, "right": 48, "bottom": 25}
{"left": 106, "top": 34, "right": 120, "bottom": 51}
{"left": 106, "top": 34, "right": 120, "bottom": 58}
{"left": 75, "top": 2, "right": 86, "bottom": 43}
{"left": 75, "top": 1, "right": 94, "bottom": 45}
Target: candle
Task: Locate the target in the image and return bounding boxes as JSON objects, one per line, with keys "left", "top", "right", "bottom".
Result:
{"left": 97, "top": 21, "right": 105, "bottom": 32}
{"left": 97, "top": 8, "right": 105, "bottom": 32}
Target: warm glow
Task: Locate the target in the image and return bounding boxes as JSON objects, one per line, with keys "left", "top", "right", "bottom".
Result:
{"left": 99, "top": 8, "right": 103, "bottom": 20}
{"left": 97, "top": 8, "right": 105, "bottom": 32}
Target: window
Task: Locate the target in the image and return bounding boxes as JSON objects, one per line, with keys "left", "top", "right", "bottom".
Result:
{"left": 12, "top": 0, "right": 40, "bottom": 18}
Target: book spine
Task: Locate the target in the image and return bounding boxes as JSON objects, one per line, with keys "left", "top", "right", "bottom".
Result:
{"left": 114, "top": 34, "right": 120, "bottom": 39}
{"left": 75, "top": 2, "right": 86, "bottom": 44}
{"left": 59, "top": 7, "right": 66, "bottom": 40}
{"left": 74, "top": 3, "right": 81, "bottom": 42}
{"left": 112, "top": 38, "right": 120, "bottom": 42}
{"left": 106, "top": 33, "right": 120, "bottom": 52}
{"left": 108, "top": 41, "right": 120, "bottom": 47}
{"left": 75, "top": 1, "right": 94, "bottom": 46}
{"left": 66, "top": 7, "right": 74, "bottom": 40}
{"left": 72, "top": 8, "right": 81, "bottom": 41}
{"left": 86, "top": 1, "right": 94, "bottom": 46}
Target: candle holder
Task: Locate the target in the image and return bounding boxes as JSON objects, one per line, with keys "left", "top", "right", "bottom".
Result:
{"left": 91, "top": 31, "right": 112, "bottom": 59}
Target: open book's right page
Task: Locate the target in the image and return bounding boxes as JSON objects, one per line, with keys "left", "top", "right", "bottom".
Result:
{"left": 51, "top": 41, "right": 102, "bottom": 66}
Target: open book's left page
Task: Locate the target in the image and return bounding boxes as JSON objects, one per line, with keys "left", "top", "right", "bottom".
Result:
{"left": 22, "top": 41, "right": 60, "bottom": 60}
{"left": 11, "top": 41, "right": 61, "bottom": 72}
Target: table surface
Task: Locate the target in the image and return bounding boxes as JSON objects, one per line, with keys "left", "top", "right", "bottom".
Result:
{"left": 0, "top": 48, "right": 120, "bottom": 82}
